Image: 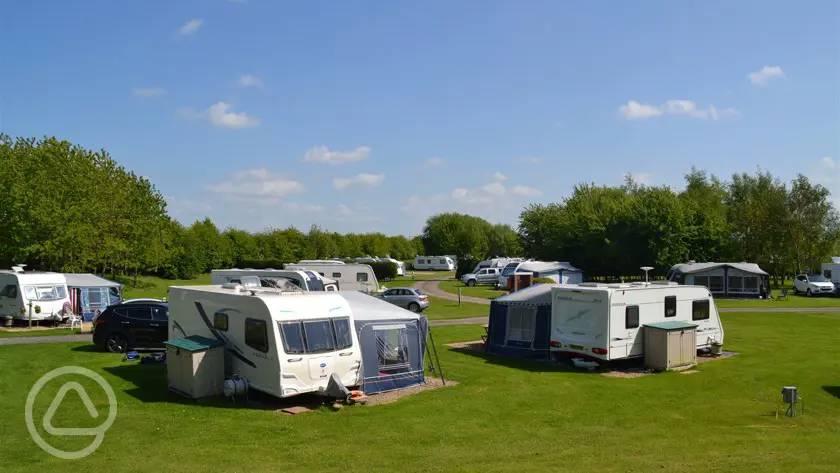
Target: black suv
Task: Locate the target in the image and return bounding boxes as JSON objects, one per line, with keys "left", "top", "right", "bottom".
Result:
{"left": 93, "top": 301, "right": 169, "bottom": 352}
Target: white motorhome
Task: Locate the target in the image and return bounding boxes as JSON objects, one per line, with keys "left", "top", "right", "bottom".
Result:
{"left": 0, "top": 267, "right": 71, "bottom": 322}
{"left": 285, "top": 263, "right": 379, "bottom": 292}
{"left": 821, "top": 257, "right": 840, "bottom": 292}
{"left": 168, "top": 284, "right": 363, "bottom": 399}
{"left": 413, "top": 256, "right": 455, "bottom": 271}
{"left": 211, "top": 269, "right": 338, "bottom": 292}
{"left": 550, "top": 282, "right": 724, "bottom": 362}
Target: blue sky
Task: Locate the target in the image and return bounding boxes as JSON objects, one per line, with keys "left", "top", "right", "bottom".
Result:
{"left": 2, "top": 1, "right": 838, "bottom": 235}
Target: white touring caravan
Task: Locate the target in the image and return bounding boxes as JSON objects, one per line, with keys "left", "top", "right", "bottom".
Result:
{"left": 471, "top": 257, "right": 523, "bottom": 275}
{"left": 413, "top": 256, "right": 456, "bottom": 271}
{"left": 168, "top": 284, "right": 363, "bottom": 399}
{"left": 550, "top": 282, "right": 724, "bottom": 362}
{"left": 821, "top": 257, "right": 840, "bottom": 292}
{"left": 0, "top": 266, "right": 72, "bottom": 323}
{"left": 285, "top": 262, "right": 378, "bottom": 292}
{"left": 211, "top": 269, "right": 338, "bottom": 292}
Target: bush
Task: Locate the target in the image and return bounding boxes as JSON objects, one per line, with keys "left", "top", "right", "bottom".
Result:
{"left": 369, "top": 261, "right": 398, "bottom": 281}
{"left": 532, "top": 277, "right": 556, "bottom": 284}
{"left": 456, "top": 256, "right": 479, "bottom": 279}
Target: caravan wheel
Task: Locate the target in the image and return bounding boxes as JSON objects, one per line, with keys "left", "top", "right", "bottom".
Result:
{"left": 105, "top": 333, "right": 128, "bottom": 353}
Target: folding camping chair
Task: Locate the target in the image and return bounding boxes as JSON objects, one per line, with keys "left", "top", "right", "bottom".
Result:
{"left": 776, "top": 288, "right": 788, "bottom": 301}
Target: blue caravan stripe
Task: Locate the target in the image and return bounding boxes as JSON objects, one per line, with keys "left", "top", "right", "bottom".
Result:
{"left": 193, "top": 302, "right": 257, "bottom": 368}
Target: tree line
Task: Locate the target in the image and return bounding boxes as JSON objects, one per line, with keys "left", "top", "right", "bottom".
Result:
{"left": 518, "top": 170, "right": 839, "bottom": 280}
{"left": 2, "top": 135, "right": 837, "bottom": 281}
{"left": 0, "top": 136, "right": 423, "bottom": 279}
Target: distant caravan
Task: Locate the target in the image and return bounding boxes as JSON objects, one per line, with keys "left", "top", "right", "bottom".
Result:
{"left": 211, "top": 268, "right": 339, "bottom": 292}
{"left": 285, "top": 263, "right": 379, "bottom": 292}
{"left": 0, "top": 266, "right": 72, "bottom": 323}
{"left": 550, "top": 282, "right": 724, "bottom": 362}
{"left": 413, "top": 256, "right": 455, "bottom": 271}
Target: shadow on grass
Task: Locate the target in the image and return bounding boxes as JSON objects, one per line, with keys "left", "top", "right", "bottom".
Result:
{"left": 103, "top": 363, "right": 333, "bottom": 411}
{"left": 70, "top": 344, "right": 100, "bottom": 352}
{"left": 446, "top": 341, "right": 648, "bottom": 375}
{"left": 823, "top": 386, "right": 840, "bottom": 399}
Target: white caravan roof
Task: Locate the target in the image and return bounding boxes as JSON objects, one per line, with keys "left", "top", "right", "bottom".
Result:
{"left": 0, "top": 270, "right": 68, "bottom": 285}
{"left": 517, "top": 261, "right": 581, "bottom": 274}
{"left": 558, "top": 281, "right": 705, "bottom": 294}
{"left": 494, "top": 283, "right": 557, "bottom": 305}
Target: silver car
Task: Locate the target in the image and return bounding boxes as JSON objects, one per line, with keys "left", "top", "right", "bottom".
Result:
{"left": 460, "top": 267, "right": 500, "bottom": 286}
{"left": 378, "top": 287, "right": 430, "bottom": 312}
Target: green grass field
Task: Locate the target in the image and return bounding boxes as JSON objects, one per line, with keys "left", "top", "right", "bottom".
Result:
{"left": 1, "top": 311, "right": 838, "bottom": 472}
{"left": 716, "top": 292, "right": 840, "bottom": 308}
{"left": 438, "top": 279, "right": 508, "bottom": 300}
{"left": 0, "top": 328, "right": 77, "bottom": 338}
{"left": 422, "top": 295, "right": 489, "bottom": 320}
{"left": 118, "top": 273, "right": 212, "bottom": 300}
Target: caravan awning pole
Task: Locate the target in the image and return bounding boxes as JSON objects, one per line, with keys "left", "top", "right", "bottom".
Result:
{"left": 427, "top": 328, "right": 445, "bottom": 386}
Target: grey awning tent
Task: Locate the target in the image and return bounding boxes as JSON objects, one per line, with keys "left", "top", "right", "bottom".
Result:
{"left": 341, "top": 291, "right": 428, "bottom": 394}
{"left": 63, "top": 273, "right": 123, "bottom": 321}
{"left": 64, "top": 273, "right": 122, "bottom": 288}
{"left": 487, "top": 284, "right": 556, "bottom": 359}
{"left": 666, "top": 262, "right": 770, "bottom": 298}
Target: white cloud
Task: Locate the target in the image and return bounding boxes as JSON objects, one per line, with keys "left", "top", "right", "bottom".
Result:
{"left": 482, "top": 181, "right": 507, "bottom": 196}
{"left": 619, "top": 99, "right": 738, "bottom": 121}
{"left": 132, "top": 87, "right": 166, "bottom": 97}
{"left": 510, "top": 185, "right": 543, "bottom": 197}
{"left": 332, "top": 173, "right": 385, "bottom": 190}
{"left": 491, "top": 171, "right": 508, "bottom": 181}
{"left": 748, "top": 65, "right": 785, "bottom": 86}
{"left": 237, "top": 74, "right": 264, "bottom": 89}
{"left": 208, "top": 168, "right": 304, "bottom": 201}
{"left": 424, "top": 157, "right": 446, "bottom": 168}
{"left": 619, "top": 100, "right": 663, "bottom": 120}
{"left": 178, "top": 19, "right": 203, "bottom": 36}
{"left": 303, "top": 145, "right": 371, "bottom": 165}
{"left": 206, "top": 102, "right": 260, "bottom": 129}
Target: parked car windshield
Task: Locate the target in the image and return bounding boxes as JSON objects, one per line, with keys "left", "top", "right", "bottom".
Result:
{"left": 23, "top": 285, "right": 67, "bottom": 301}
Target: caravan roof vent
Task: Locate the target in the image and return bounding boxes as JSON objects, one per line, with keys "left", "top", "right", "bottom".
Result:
{"left": 11, "top": 264, "right": 26, "bottom": 273}
{"left": 240, "top": 276, "right": 261, "bottom": 289}
{"left": 578, "top": 282, "right": 602, "bottom": 287}
{"left": 221, "top": 283, "right": 243, "bottom": 292}
{"left": 650, "top": 281, "right": 678, "bottom": 286}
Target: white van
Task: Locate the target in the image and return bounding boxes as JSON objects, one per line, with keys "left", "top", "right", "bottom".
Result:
{"left": 413, "top": 256, "right": 455, "bottom": 271}
{"left": 550, "top": 282, "right": 724, "bottom": 362}
{"left": 211, "top": 269, "right": 338, "bottom": 292}
{"left": 285, "top": 263, "right": 379, "bottom": 292}
{"left": 0, "top": 267, "right": 71, "bottom": 322}
{"left": 168, "top": 285, "right": 363, "bottom": 399}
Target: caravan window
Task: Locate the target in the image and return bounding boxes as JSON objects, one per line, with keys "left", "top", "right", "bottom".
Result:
{"left": 279, "top": 322, "right": 305, "bottom": 354}
{"left": 303, "top": 320, "right": 335, "bottom": 353}
{"left": 0, "top": 285, "right": 17, "bottom": 298}
{"left": 332, "top": 272, "right": 342, "bottom": 278}
{"left": 356, "top": 272, "right": 369, "bottom": 282}
{"left": 213, "top": 312, "right": 228, "bottom": 331}
{"left": 376, "top": 327, "right": 409, "bottom": 369}
{"left": 625, "top": 305, "right": 639, "bottom": 329}
{"left": 332, "top": 318, "right": 353, "bottom": 349}
{"left": 664, "top": 296, "right": 676, "bottom": 318}
{"left": 245, "top": 318, "right": 269, "bottom": 353}
{"left": 692, "top": 300, "right": 710, "bottom": 320}
{"left": 506, "top": 307, "right": 536, "bottom": 343}
{"left": 23, "top": 285, "right": 67, "bottom": 301}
